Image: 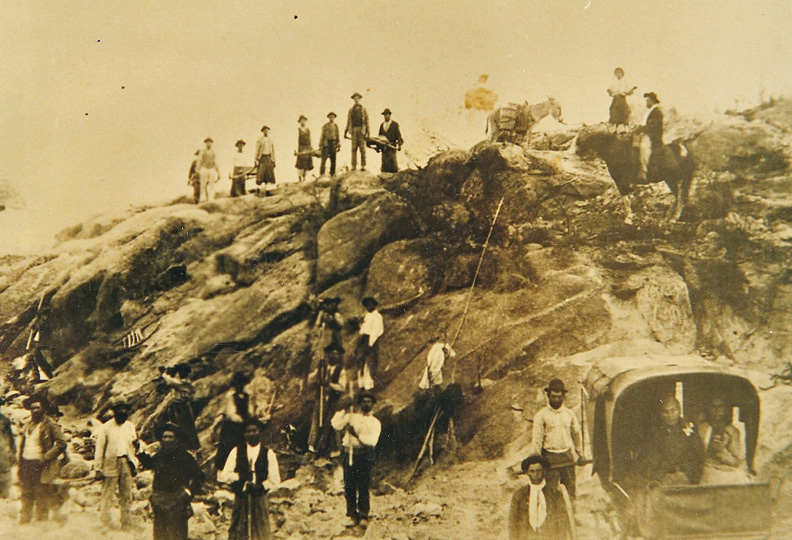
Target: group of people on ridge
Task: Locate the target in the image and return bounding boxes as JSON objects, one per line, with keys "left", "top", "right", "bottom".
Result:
{"left": 188, "top": 92, "right": 404, "bottom": 204}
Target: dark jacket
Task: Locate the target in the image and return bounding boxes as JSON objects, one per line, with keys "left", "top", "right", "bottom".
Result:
{"left": 138, "top": 447, "right": 204, "bottom": 494}
{"left": 509, "top": 482, "right": 571, "bottom": 540}
{"left": 18, "top": 415, "right": 67, "bottom": 483}
{"left": 643, "top": 420, "right": 705, "bottom": 484}
{"left": 379, "top": 121, "right": 404, "bottom": 147}
{"left": 0, "top": 413, "right": 16, "bottom": 471}
{"left": 646, "top": 106, "right": 664, "bottom": 147}
{"left": 232, "top": 444, "right": 269, "bottom": 496}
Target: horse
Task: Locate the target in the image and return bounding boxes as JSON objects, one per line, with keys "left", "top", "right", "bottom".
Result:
{"left": 486, "top": 97, "right": 564, "bottom": 144}
{"left": 576, "top": 127, "right": 696, "bottom": 224}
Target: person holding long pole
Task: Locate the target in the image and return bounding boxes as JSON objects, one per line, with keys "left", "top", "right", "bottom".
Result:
{"left": 331, "top": 391, "right": 381, "bottom": 529}
{"left": 218, "top": 418, "right": 280, "bottom": 540}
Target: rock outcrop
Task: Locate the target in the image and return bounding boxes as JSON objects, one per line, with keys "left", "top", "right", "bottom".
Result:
{"left": 0, "top": 100, "right": 791, "bottom": 511}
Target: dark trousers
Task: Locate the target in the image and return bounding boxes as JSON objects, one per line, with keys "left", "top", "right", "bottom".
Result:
{"left": 151, "top": 490, "right": 191, "bottom": 540}
{"left": 18, "top": 458, "right": 53, "bottom": 522}
{"left": 343, "top": 453, "right": 373, "bottom": 521}
{"left": 320, "top": 144, "right": 337, "bottom": 176}
{"left": 542, "top": 449, "right": 576, "bottom": 499}
{"left": 191, "top": 181, "right": 201, "bottom": 204}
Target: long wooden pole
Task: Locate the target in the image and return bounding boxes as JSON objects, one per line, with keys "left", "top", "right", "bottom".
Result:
{"left": 450, "top": 197, "right": 505, "bottom": 382}
{"left": 410, "top": 407, "right": 442, "bottom": 480}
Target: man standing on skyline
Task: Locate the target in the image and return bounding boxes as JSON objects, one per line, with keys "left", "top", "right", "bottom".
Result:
{"left": 320, "top": 112, "right": 341, "bottom": 177}
{"left": 378, "top": 109, "right": 403, "bottom": 173}
{"left": 196, "top": 138, "right": 220, "bottom": 203}
{"left": 345, "top": 92, "right": 370, "bottom": 171}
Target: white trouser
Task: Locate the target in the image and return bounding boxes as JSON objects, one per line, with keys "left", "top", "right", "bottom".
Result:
{"left": 639, "top": 134, "right": 652, "bottom": 177}
{"left": 199, "top": 167, "right": 219, "bottom": 202}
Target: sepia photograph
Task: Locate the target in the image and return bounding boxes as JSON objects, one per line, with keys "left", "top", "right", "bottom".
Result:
{"left": 1, "top": 1, "right": 791, "bottom": 539}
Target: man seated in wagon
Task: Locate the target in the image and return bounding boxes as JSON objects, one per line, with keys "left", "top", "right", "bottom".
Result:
{"left": 697, "top": 396, "right": 751, "bottom": 485}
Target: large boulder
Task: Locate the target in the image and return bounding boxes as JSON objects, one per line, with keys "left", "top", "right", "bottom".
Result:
{"left": 614, "top": 266, "right": 697, "bottom": 352}
{"left": 364, "top": 239, "right": 436, "bottom": 309}
{"left": 315, "top": 193, "right": 417, "bottom": 289}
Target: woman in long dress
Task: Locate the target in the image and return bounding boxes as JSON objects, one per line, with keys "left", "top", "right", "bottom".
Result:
{"left": 607, "top": 67, "right": 637, "bottom": 132}
{"left": 295, "top": 115, "right": 314, "bottom": 182}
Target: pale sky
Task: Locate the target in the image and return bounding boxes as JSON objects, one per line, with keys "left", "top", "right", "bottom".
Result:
{"left": 1, "top": 0, "right": 791, "bottom": 253}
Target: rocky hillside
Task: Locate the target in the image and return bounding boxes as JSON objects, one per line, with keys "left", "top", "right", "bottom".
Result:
{"left": 1, "top": 99, "right": 791, "bottom": 538}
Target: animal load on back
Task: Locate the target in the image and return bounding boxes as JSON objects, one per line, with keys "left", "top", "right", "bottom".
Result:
{"left": 486, "top": 97, "right": 563, "bottom": 145}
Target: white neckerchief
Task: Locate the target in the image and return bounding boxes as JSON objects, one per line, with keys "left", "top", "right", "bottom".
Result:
{"left": 382, "top": 120, "right": 392, "bottom": 132}
{"left": 528, "top": 480, "right": 547, "bottom": 532}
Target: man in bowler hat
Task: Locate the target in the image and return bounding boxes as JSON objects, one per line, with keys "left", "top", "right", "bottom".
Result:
{"left": 531, "top": 379, "right": 583, "bottom": 498}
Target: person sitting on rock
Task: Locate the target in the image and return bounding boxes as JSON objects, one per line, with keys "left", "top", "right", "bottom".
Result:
{"left": 137, "top": 422, "right": 204, "bottom": 540}
{"left": 218, "top": 417, "right": 281, "bottom": 540}
{"left": 509, "top": 455, "right": 573, "bottom": 540}
{"left": 642, "top": 395, "right": 704, "bottom": 485}
{"left": 354, "top": 297, "right": 383, "bottom": 391}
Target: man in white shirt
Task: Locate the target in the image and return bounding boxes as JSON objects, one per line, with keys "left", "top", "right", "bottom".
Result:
{"left": 230, "top": 139, "right": 253, "bottom": 197}
{"left": 531, "top": 379, "right": 583, "bottom": 499}
{"left": 255, "top": 126, "right": 276, "bottom": 194}
{"left": 219, "top": 418, "right": 280, "bottom": 540}
{"left": 331, "top": 391, "right": 381, "bottom": 528}
{"left": 418, "top": 337, "right": 456, "bottom": 392}
{"left": 196, "top": 138, "right": 220, "bottom": 203}
{"left": 95, "top": 398, "right": 139, "bottom": 529}
{"left": 354, "top": 297, "right": 383, "bottom": 390}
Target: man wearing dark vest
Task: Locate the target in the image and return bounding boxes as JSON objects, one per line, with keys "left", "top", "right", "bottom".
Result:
{"left": 320, "top": 112, "right": 341, "bottom": 177}
{"left": 344, "top": 92, "right": 370, "bottom": 171}
{"left": 219, "top": 418, "right": 281, "bottom": 540}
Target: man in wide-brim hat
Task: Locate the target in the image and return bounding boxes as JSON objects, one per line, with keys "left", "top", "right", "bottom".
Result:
{"left": 320, "top": 112, "right": 341, "bottom": 177}
{"left": 137, "top": 422, "right": 204, "bottom": 540}
{"left": 231, "top": 139, "right": 252, "bottom": 198}
{"left": 195, "top": 137, "right": 220, "bottom": 203}
{"left": 531, "top": 378, "right": 583, "bottom": 499}
{"left": 377, "top": 108, "right": 403, "bottom": 173}
{"left": 18, "top": 393, "right": 67, "bottom": 523}
{"left": 331, "top": 389, "right": 381, "bottom": 527}
{"left": 638, "top": 91, "right": 664, "bottom": 181}
{"left": 345, "top": 92, "right": 370, "bottom": 171}
{"left": 255, "top": 125, "right": 276, "bottom": 191}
